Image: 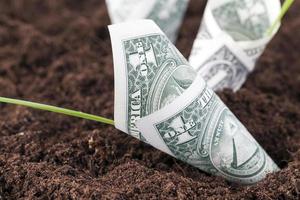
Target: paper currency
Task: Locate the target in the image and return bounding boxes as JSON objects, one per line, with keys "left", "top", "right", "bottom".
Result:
{"left": 189, "top": 36, "right": 254, "bottom": 92}
{"left": 106, "top": 0, "right": 144, "bottom": 24}
{"left": 109, "top": 20, "right": 196, "bottom": 140}
{"left": 136, "top": 74, "right": 279, "bottom": 184}
{"left": 109, "top": 20, "right": 278, "bottom": 184}
{"left": 106, "top": 0, "right": 190, "bottom": 42}
{"left": 189, "top": 0, "right": 281, "bottom": 91}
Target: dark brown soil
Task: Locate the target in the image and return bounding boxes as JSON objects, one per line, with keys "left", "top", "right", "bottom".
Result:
{"left": 0, "top": 0, "right": 299, "bottom": 199}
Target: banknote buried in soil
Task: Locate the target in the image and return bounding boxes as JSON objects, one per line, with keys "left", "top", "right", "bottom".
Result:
{"left": 189, "top": 0, "right": 281, "bottom": 92}
{"left": 109, "top": 19, "right": 279, "bottom": 184}
{"left": 105, "top": 0, "right": 189, "bottom": 42}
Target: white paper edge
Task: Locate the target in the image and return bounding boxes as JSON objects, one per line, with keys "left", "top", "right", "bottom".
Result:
{"left": 108, "top": 20, "right": 164, "bottom": 133}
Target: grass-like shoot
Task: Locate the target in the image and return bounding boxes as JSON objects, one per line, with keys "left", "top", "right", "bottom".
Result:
{"left": 0, "top": 97, "right": 114, "bottom": 125}
{"left": 267, "top": 0, "right": 295, "bottom": 36}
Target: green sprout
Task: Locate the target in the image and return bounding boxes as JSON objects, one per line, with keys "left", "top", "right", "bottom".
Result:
{"left": 267, "top": 0, "right": 294, "bottom": 36}
{"left": 0, "top": 97, "right": 114, "bottom": 126}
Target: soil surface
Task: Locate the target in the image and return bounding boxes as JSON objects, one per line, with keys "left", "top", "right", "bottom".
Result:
{"left": 0, "top": 0, "right": 299, "bottom": 199}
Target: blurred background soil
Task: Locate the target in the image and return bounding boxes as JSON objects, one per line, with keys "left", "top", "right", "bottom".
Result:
{"left": 0, "top": 0, "right": 299, "bottom": 199}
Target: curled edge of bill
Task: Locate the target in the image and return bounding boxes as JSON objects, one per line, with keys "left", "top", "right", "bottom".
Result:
{"left": 108, "top": 20, "right": 164, "bottom": 134}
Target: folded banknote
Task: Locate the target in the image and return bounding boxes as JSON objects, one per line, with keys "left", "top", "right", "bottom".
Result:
{"left": 109, "top": 19, "right": 279, "bottom": 184}
{"left": 189, "top": 0, "right": 281, "bottom": 91}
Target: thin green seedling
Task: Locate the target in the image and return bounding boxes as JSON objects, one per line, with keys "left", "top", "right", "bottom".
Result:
{"left": 267, "top": 0, "right": 294, "bottom": 36}
{"left": 0, "top": 97, "right": 114, "bottom": 126}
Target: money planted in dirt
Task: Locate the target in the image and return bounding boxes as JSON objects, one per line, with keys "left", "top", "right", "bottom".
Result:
{"left": 109, "top": 20, "right": 279, "bottom": 184}
{"left": 189, "top": 0, "right": 281, "bottom": 92}
{"left": 105, "top": 0, "right": 190, "bottom": 42}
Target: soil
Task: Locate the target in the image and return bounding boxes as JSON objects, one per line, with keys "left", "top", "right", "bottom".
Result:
{"left": 0, "top": 0, "right": 299, "bottom": 199}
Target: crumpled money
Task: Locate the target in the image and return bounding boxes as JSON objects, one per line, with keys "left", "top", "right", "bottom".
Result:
{"left": 189, "top": 0, "right": 281, "bottom": 91}
{"left": 105, "top": 0, "right": 190, "bottom": 42}
{"left": 109, "top": 19, "right": 279, "bottom": 184}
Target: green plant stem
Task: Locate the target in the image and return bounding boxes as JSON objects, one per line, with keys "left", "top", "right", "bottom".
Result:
{"left": 267, "top": 0, "right": 294, "bottom": 36}
{"left": 0, "top": 97, "right": 114, "bottom": 126}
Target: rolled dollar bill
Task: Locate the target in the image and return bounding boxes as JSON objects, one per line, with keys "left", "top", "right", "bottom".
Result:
{"left": 109, "top": 20, "right": 279, "bottom": 184}
{"left": 189, "top": 0, "right": 281, "bottom": 91}
{"left": 106, "top": 0, "right": 190, "bottom": 42}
